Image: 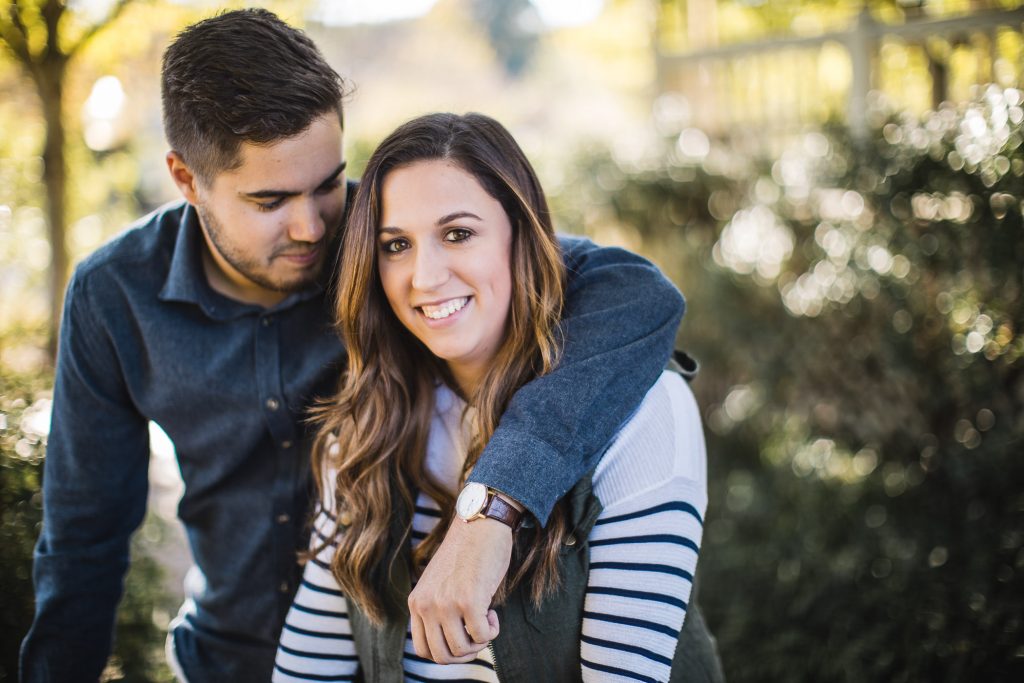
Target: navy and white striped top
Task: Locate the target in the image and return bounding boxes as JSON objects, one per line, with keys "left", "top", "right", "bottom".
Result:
{"left": 274, "top": 370, "right": 707, "bottom": 682}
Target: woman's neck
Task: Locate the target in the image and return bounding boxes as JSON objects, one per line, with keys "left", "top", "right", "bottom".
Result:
{"left": 448, "top": 361, "right": 485, "bottom": 400}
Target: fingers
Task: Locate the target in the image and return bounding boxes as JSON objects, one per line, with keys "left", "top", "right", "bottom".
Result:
{"left": 410, "top": 600, "right": 491, "bottom": 663}
{"left": 487, "top": 609, "right": 500, "bottom": 639}
{"left": 441, "top": 618, "right": 485, "bottom": 663}
{"left": 410, "top": 612, "right": 429, "bottom": 661}
{"left": 424, "top": 619, "right": 455, "bottom": 662}
{"left": 415, "top": 615, "right": 482, "bottom": 664}
{"left": 463, "top": 608, "right": 499, "bottom": 644}
{"left": 407, "top": 517, "right": 513, "bottom": 663}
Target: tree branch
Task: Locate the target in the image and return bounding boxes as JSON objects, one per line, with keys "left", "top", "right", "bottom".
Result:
{"left": 68, "top": 0, "right": 135, "bottom": 58}
{"left": 1, "top": 0, "right": 35, "bottom": 65}
{"left": 40, "top": 0, "right": 64, "bottom": 60}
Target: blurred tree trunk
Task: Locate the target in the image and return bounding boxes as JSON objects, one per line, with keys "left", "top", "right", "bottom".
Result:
{"left": 928, "top": 47, "right": 949, "bottom": 110}
{"left": 1, "top": 0, "right": 133, "bottom": 361}
{"left": 39, "top": 46, "right": 68, "bottom": 363}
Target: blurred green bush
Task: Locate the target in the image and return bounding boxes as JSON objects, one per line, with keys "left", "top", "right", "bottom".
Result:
{"left": 0, "top": 348, "right": 174, "bottom": 682}
{"left": 578, "top": 86, "right": 1024, "bottom": 680}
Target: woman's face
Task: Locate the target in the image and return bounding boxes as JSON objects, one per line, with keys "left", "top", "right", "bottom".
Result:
{"left": 377, "top": 159, "right": 513, "bottom": 392}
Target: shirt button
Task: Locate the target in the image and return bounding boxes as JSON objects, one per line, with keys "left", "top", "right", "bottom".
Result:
{"left": 277, "top": 513, "right": 290, "bottom": 524}
{"left": 565, "top": 534, "right": 577, "bottom": 547}
{"left": 281, "top": 440, "right": 292, "bottom": 449}
{"left": 261, "top": 316, "right": 273, "bottom": 326}
{"left": 279, "top": 581, "right": 289, "bottom": 593}
{"left": 266, "top": 397, "right": 280, "bottom": 411}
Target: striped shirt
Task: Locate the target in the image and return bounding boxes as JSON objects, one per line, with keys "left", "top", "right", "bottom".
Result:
{"left": 274, "top": 370, "right": 707, "bottom": 682}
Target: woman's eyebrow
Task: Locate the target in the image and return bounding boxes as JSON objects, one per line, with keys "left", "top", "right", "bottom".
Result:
{"left": 436, "top": 211, "right": 482, "bottom": 225}
{"left": 378, "top": 211, "right": 482, "bottom": 234}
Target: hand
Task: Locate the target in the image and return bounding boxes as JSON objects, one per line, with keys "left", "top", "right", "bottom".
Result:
{"left": 408, "top": 517, "right": 512, "bottom": 663}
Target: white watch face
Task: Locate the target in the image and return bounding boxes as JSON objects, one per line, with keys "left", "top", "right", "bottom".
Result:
{"left": 456, "top": 482, "right": 488, "bottom": 520}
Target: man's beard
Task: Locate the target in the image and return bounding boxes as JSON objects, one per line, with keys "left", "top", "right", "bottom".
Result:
{"left": 197, "top": 203, "right": 324, "bottom": 294}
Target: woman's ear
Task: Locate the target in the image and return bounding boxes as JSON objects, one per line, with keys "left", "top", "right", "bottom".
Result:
{"left": 165, "top": 151, "right": 202, "bottom": 205}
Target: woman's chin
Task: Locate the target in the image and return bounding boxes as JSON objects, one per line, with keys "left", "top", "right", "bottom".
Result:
{"left": 424, "top": 345, "right": 465, "bottom": 364}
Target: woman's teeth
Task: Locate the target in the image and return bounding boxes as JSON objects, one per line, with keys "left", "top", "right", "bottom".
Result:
{"left": 421, "top": 297, "right": 469, "bottom": 320}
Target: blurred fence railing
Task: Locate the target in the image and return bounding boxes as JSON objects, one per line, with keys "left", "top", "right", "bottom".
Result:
{"left": 656, "top": 7, "right": 1024, "bottom": 141}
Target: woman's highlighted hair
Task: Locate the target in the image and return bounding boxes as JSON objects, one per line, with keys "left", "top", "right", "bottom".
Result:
{"left": 310, "top": 113, "right": 568, "bottom": 624}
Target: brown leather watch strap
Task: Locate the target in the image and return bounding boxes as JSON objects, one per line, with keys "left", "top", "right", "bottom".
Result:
{"left": 482, "top": 492, "right": 524, "bottom": 531}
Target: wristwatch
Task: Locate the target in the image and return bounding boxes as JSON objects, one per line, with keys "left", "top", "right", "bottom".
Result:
{"left": 455, "top": 482, "right": 524, "bottom": 531}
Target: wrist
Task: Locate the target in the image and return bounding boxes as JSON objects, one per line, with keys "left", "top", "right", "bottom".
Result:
{"left": 469, "top": 516, "right": 515, "bottom": 538}
{"left": 456, "top": 483, "right": 525, "bottom": 531}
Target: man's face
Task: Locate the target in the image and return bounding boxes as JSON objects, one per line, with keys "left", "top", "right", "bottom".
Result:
{"left": 192, "top": 113, "right": 347, "bottom": 306}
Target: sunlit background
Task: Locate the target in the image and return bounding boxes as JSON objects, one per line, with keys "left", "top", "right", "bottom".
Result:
{"left": 2, "top": 0, "right": 1023, "bottom": 680}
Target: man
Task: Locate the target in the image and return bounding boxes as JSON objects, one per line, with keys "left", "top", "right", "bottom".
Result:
{"left": 21, "top": 9, "right": 709, "bottom": 682}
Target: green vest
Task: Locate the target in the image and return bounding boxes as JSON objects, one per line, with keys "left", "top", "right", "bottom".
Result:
{"left": 348, "top": 475, "right": 723, "bottom": 682}
{"left": 348, "top": 353, "right": 723, "bottom": 681}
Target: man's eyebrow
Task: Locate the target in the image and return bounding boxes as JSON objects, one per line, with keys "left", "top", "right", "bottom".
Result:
{"left": 316, "top": 161, "right": 348, "bottom": 189}
{"left": 240, "top": 161, "right": 348, "bottom": 200}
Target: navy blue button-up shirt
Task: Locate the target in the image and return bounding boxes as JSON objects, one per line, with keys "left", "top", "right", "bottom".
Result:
{"left": 22, "top": 197, "right": 684, "bottom": 682}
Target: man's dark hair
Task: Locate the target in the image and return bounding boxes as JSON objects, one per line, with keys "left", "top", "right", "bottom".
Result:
{"left": 161, "top": 8, "right": 347, "bottom": 182}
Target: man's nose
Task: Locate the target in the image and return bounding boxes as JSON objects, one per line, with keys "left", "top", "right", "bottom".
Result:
{"left": 288, "top": 199, "right": 325, "bottom": 243}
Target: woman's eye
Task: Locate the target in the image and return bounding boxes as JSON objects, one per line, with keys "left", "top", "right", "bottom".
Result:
{"left": 444, "top": 228, "right": 471, "bottom": 243}
{"left": 381, "top": 238, "right": 409, "bottom": 254}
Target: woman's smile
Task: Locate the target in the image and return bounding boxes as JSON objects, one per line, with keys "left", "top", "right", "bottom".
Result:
{"left": 417, "top": 295, "right": 472, "bottom": 322}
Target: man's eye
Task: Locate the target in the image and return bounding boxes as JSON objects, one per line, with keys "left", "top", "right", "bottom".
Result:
{"left": 381, "top": 238, "right": 409, "bottom": 254}
{"left": 256, "top": 199, "right": 283, "bottom": 212}
{"left": 315, "top": 179, "right": 343, "bottom": 195}
{"left": 444, "top": 228, "right": 472, "bottom": 243}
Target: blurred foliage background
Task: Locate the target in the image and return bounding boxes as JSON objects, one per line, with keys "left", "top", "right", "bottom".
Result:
{"left": 2, "top": 0, "right": 1023, "bottom": 680}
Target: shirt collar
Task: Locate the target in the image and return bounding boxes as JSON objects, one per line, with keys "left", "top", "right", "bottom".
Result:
{"left": 157, "top": 202, "right": 325, "bottom": 320}
{"left": 158, "top": 203, "right": 210, "bottom": 307}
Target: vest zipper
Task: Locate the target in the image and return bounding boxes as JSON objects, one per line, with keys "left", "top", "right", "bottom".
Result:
{"left": 488, "top": 642, "right": 505, "bottom": 682}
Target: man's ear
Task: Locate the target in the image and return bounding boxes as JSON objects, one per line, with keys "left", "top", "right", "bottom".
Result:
{"left": 166, "top": 151, "right": 201, "bottom": 205}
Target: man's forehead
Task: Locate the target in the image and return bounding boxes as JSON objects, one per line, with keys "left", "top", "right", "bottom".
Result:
{"left": 218, "top": 120, "right": 345, "bottom": 193}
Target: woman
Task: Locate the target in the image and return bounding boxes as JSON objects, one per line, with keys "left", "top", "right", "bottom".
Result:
{"left": 273, "top": 113, "right": 709, "bottom": 682}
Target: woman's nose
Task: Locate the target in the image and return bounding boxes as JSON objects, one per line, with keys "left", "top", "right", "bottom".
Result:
{"left": 411, "top": 243, "right": 450, "bottom": 291}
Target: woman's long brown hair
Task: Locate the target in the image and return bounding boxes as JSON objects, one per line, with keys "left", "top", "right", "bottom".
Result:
{"left": 309, "top": 113, "right": 568, "bottom": 625}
